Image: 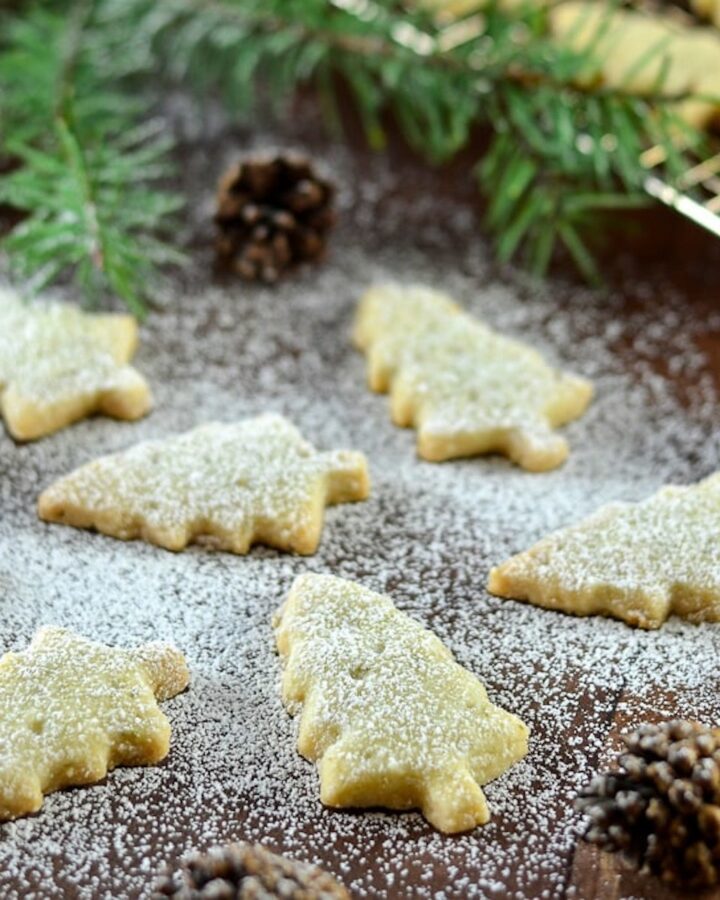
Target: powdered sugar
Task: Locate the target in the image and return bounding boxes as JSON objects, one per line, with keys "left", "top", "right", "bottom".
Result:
{"left": 37, "top": 415, "right": 369, "bottom": 555}
{"left": 275, "top": 573, "right": 528, "bottom": 834}
{"left": 0, "top": 288, "right": 151, "bottom": 441}
{"left": 0, "top": 627, "right": 188, "bottom": 822}
{"left": 0, "top": 113, "right": 719, "bottom": 899}
{"left": 489, "top": 473, "right": 720, "bottom": 629}
{"left": 354, "top": 283, "right": 592, "bottom": 470}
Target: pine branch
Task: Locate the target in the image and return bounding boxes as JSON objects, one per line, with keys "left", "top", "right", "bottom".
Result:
{"left": 0, "top": 0, "right": 713, "bottom": 303}
{"left": 113, "top": 0, "right": 708, "bottom": 277}
{"left": 0, "top": 1, "right": 184, "bottom": 315}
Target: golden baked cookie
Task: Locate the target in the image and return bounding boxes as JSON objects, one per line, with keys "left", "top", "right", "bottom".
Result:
{"left": 274, "top": 573, "right": 529, "bottom": 833}
{"left": 0, "top": 627, "right": 189, "bottom": 821}
{"left": 0, "top": 287, "right": 152, "bottom": 441}
{"left": 38, "top": 414, "right": 370, "bottom": 555}
{"left": 489, "top": 472, "right": 720, "bottom": 629}
{"left": 354, "top": 284, "right": 592, "bottom": 470}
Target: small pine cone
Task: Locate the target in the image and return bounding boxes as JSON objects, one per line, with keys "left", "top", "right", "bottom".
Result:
{"left": 152, "top": 842, "right": 349, "bottom": 900}
{"left": 214, "top": 153, "right": 335, "bottom": 283}
{"left": 577, "top": 720, "right": 720, "bottom": 889}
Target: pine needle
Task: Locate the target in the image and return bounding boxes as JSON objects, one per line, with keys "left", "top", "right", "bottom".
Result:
{"left": 0, "top": 0, "right": 708, "bottom": 303}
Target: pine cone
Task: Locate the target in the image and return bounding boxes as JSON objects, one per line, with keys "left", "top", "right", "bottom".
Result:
{"left": 214, "top": 154, "right": 335, "bottom": 283}
{"left": 577, "top": 720, "right": 720, "bottom": 889}
{"left": 152, "top": 842, "right": 350, "bottom": 899}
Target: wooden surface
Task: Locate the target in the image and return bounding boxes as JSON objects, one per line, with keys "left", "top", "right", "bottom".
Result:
{"left": 1, "top": 98, "right": 720, "bottom": 900}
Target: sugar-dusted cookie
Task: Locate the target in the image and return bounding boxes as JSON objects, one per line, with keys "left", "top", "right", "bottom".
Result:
{"left": 39, "top": 414, "right": 370, "bottom": 555}
{"left": 273, "top": 573, "right": 529, "bottom": 833}
{"left": 153, "top": 842, "right": 350, "bottom": 899}
{"left": 0, "top": 287, "right": 152, "bottom": 441}
{"left": 489, "top": 473, "right": 720, "bottom": 629}
{"left": 353, "top": 284, "right": 592, "bottom": 471}
{"left": 0, "top": 627, "right": 189, "bottom": 821}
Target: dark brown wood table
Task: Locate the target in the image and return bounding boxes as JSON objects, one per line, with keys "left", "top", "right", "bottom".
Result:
{"left": 1, "top": 100, "right": 719, "bottom": 899}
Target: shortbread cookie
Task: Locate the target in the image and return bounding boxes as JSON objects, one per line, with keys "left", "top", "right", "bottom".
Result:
{"left": 489, "top": 473, "right": 720, "bottom": 629}
{"left": 274, "top": 573, "right": 529, "bottom": 833}
{"left": 153, "top": 842, "right": 350, "bottom": 899}
{"left": 0, "top": 287, "right": 152, "bottom": 441}
{"left": 0, "top": 627, "right": 189, "bottom": 821}
{"left": 353, "top": 284, "right": 592, "bottom": 470}
{"left": 39, "top": 414, "right": 370, "bottom": 555}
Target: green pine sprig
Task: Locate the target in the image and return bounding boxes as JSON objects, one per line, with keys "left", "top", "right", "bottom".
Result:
{"left": 119, "top": 0, "right": 708, "bottom": 282}
{"left": 0, "top": 1, "right": 184, "bottom": 315}
{"left": 0, "top": 0, "right": 712, "bottom": 312}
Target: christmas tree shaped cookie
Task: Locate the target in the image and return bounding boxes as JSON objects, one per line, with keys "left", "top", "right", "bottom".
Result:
{"left": 39, "top": 414, "right": 370, "bottom": 555}
{"left": 0, "top": 287, "right": 152, "bottom": 441}
{"left": 489, "top": 473, "right": 720, "bottom": 629}
{"left": 353, "top": 284, "right": 593, "bottom": 471}
{"left": 0, "top": 627, "right": 189, "bottom": 821}
{"left": 274, "top": 573, "right": 529, "bottom": 833}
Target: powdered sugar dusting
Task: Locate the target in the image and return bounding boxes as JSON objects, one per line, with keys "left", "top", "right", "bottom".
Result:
{"left": 0, "top": 627, "right": 188, "bottom": 822}
{"left": 275, "top": 573, "right": 528, "bottom": 834}
{"left": 0, "top": 288, "right": 151, "bottom": 441}
{"left": 0, "top": 111, "right": 719, "bottom": 899}
{"left": 489, "top": 474, "right": 720, "bottom": 629}
{"left": 354, "top": 283, "right": 592, "bottom": 470}
{"left": 38, "top": 414, "right": 369, "bottom": 555}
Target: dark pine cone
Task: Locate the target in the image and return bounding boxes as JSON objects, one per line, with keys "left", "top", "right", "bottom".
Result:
{"left": 152, "top": 842, "right": 350, "bottom": 900}
{"left": 577, "top": 719, "right": 720, "bottom": 889}
{"left": 215, "top": 154, "right": 335, "bottom": 283}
